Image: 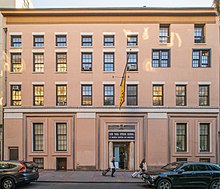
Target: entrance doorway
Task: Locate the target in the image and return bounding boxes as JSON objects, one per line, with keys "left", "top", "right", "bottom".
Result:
{"left": 113, "top": 143, "right": 129, "bottom": 170}
{"left": 9, "top": 147, "right": 19, "bottom": 160}
{"left": 56, "top": 158, "right": 67, "bottom": 171}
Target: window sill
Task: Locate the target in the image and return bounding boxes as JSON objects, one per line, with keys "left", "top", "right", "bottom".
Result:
{"left": 159, "top": 43, "right": 171, "bottom": 45}
{"left": 103, "top": 46, "right": 115, "bottom": 48}
{"left": 126, "top": 71, "right": 139, "bottom": 73}
{"left": 33, "top": 46, "right": 44, "bottom": 49}
{"left": 197, "top": 151, "right": 212, "bottom": 154}
{"left": 55, "top": 46, "right": 67, "bottom": 48}
{"left": 194, "top": 43, "right": 207, "bottom": 45}
{"left": 174, "top": 151, "right": 189, "bottom": 154}
{"left": 53, "top": 151, "right": 69, "bottom": 154}
{"left": 31, "top": 151, "right": 45, "bottom": 153}
{"left": 81, "top": 46, "right": 93, "bottom": 48}
{"left": 9, "top": 72, "right": 22, "bottom": 74}
{"left": 152, "top": 67, "right": 171, "bottom": 69}
{"left": 126, "top": 45, "right": 138, "bottom": 48}
{"left": 10, "top": 47, "right": 22, "bottom": 49}
{"left": 81, "top": 71, "right": 93, "bottom": 73}
{"left": 56, "top": 71, "right": 68, "bottom": 74}
{"left": 104, "top": 71, "right": 115, "bottom": 73}
{"left": 32, "top": 72, "right": 44, "bottom": 74}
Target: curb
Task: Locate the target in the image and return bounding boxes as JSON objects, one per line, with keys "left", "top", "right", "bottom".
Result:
{"left": 37, "top": 181, "right": 144, "bottom": 184}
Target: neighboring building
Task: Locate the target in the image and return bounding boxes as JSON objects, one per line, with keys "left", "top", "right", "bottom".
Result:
{"left": 0, "top": 0, "right": 33, "bottom": 161}
{"left": 0, "top": 8, "right": 219, "bottom": 170}
{"left": 0, "top": 0, "right": 33, "bottom": 8}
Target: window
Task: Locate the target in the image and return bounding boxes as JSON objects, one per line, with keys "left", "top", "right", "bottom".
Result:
{"left": 81, "top": 85, "right": 92, "bottom": 106}
{"left": 82, "top": 52, "right": 92, "bottom": 71}
{"left": 56, "top": 85, "right": 67, "bottom": 106}
{"left": 152, "top": 49, "right": 170, "bottom": 68}
{"left": 104, "top": 85, "right": 114, "bottom": 106}
{"left": 56, "top": 123, "right": 67, "bottom": 151}
{"left": 33, "top": 53, "right": 44, "bottom": 72}
{"left": 194, "top": 24, "right": 205, "bottom": 43}
{"left": 199, "top": 158, "right": 210, "bottom": 162}
{"left": 33, "top": 158, "right": 44, "bottom": 169}
{"left": 104, "top": 35, "right": 114, "bottom": 46}
{"left": 182, "top": 165, "right": 193, "bottom": 172}
{"left": 199, "top": 85, "right": 209, "bottom": 106}
{"left": 176, "top": 158, "right": 188, "bottom": 162}
{"left": 176, "top": 85, "right": 187, "bottom": 106}
{"left": 160, "top": 24, "right": 170, "bottom": 43}
{"left": 11, "top": 85, "right": 21, "bottom": 106}
{"left": 11, "top": 35, "right": 22, "bottom": 47}
{"left": 104, "top": 52, "right": 114, "bottom": 72}
{"left": 56, "top": 53, "right": 67, "bottom": 72}
{"left": 127, "top": 35, "right": 138, "bottom": 46}
{"left": 33, "top": 35, "right": 44, "bottom": 47}
{"left": 82, "top": 35, "right": 92, "bottom": 46}
{"left": 127, "top": 52, "right": 138, "bottom": 71}
{"left": 11, "top": 53, "right": 22, "bottom": 72}
{"left": 0, "top": 163, "right": 16, "bottom": 169}
{"left": 33, "top": 123, "right": 44, "bottom": 151}
{"left": 127, "top": 85, "right": 138, "bottom": 106}
{"left": 194, "top": 164, "right": 211, "bottom": 171}
{"left": 153, "top": 85, "right": 163, "bottom": 106}
{"left": 200, "top": 123, "right": 210, "bottom": 152}
{"left": 192, "top": 49, "right": 211, "bottom": 68}
{"left": 176, "top": 123, "right": 187, "bottom": 152}
{"left": 33, "top": 85, "right": 44, "bottom": 106}
{"left": 56, "top": 35, "right": 67, "bottom": 47}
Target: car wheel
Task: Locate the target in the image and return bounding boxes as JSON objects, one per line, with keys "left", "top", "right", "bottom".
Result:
{"left": 157, "top": 179, "right": 172, "bottom": 189}
{"left": 1, "top": 178, "right": 15, "bottom": 189}
{"left": 209, "top": 180, "right": 220, "bottom": 189}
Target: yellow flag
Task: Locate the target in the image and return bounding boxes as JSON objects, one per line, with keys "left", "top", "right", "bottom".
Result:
{"left": 119, "top": 70, "right": 126, "bottom": 108}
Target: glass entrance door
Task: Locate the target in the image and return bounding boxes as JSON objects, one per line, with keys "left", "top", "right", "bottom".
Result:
{"left": 113, "top": 143, "right": 129, "bottom": 170}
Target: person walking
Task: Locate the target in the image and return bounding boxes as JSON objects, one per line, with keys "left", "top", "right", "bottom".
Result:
{"left": 102, "top": 156, "right": 116, "bottom": 176}
{"left": 140, "top": 158, "right": 148, "bottom": 173}
{"left": 110, "top": 156, "right": 116, "bottom": 177}
{"left": 132, "top": 158, "right": 148, "bottom": 178}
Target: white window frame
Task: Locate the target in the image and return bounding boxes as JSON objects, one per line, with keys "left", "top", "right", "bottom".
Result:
{"left": 198, "top": 122, "right": 212, "bottom": 153}
{"left": 54, "top": 122, "right": 68, "bottom": 152}
{"left": 175, "top": 122, "right": 189, "bottom": 153}
{"left": 32, "top": 122, "right": 45, "bottom": 153}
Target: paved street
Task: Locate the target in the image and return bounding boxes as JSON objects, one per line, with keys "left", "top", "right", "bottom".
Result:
{"left": 17, "top": 182, "right": 149, "bottom": 189}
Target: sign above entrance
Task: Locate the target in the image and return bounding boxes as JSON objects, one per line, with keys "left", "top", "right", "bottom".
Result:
{"left": 109, "top": 132, "right": 135, "bottom": 140}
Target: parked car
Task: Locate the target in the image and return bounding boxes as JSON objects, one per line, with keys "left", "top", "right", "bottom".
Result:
{"left": 0, "top": 161, "right": 39, "bottom": 189}
{"left": 142, "top": 161, "right": 220, "bottom": 189}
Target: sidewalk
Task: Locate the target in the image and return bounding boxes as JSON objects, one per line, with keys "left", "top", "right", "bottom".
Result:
{"left": 38, "top": 170, "right": 144, "bottom": 183}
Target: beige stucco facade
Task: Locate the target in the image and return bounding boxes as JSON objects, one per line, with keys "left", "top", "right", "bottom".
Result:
{"left": 1, "top": 8, "right": 219, "bottom": 170}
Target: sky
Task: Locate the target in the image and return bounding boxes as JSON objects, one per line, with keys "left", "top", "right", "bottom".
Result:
{"left": 32, "top": 0, "right": 214, "bottom": 8}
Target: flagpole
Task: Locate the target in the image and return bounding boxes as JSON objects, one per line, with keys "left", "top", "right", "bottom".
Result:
{"left": 119, "top": 49, "right": 132, "bottom": 109}
{"left": 120, "top": 49, "right": 131, "bottom": 86}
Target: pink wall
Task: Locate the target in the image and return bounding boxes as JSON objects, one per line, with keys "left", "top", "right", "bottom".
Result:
{"left": 6, "top": 23, "right": 219, "bottom": 107}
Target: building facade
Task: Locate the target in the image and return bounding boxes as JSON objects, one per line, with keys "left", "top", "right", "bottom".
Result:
{"left": 1, "top": 8, "right": 219, "bottom": 170}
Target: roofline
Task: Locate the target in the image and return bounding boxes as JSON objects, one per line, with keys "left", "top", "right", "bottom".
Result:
{"left": 0, "top": 7, "right": 215, "bottom": 11}
{"left": 0, "top": 7, "right": 216, "bottom": 17}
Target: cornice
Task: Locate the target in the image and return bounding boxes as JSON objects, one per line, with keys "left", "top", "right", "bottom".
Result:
{"left": 0, "top": 8, "right": 217, "bottom": 24}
